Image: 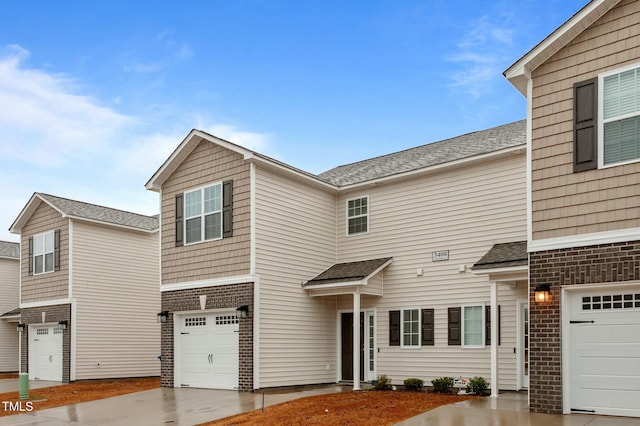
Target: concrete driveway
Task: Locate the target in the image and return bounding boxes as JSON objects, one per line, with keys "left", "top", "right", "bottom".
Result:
{"left": 0, "top": 384, "right": 346, "bottom": 425}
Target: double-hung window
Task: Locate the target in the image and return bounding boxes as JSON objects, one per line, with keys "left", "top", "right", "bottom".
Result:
{"left": 33, "top": 231, "right": 55, "bottom": 275}
{"left": 462, "top": 304, "right": 485, "bottom": 348}
{"left": 184, "top": 183, "right": 222, "bottom": 244}
{"left": 401, "top": 308, "right": 420, "bottom": 347}
{"left": 347, "top": 196, "right": 368, "bottom": 235}
{"left": 601, "top": 64, "right": 640, "bottom": 166}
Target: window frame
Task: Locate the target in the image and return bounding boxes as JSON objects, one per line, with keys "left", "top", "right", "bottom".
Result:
{"left": 598, "top": 61, "right": 640, "bottom": 169}
{"left": 345, "top": 195, "right": 369, "bottom": 236}
{"left": 32, "top": 230, "right": 55, "bottom": 275}
{"left": 461, "top": 304, "right": 485, "bottom": 349}
{"left": 183, "top": 182, "right": 224, "bottom": 246}
{"left": 400, "top": 307, "right": 421, "bottom": 349}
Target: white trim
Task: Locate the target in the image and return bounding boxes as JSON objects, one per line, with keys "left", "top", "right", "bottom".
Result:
{"left": 20, "top": 298, "right": 72, "bottom": 309}
{"left": 529, "top": 227, "right": 640, "bottom": 252}
{"left": 304, "top": 279, "right": 366, "bottom": 290}
{"left": 160, "top": 275, "right": 256, "bottom": 292}
{"left": 364, "top": 308, "right": 377, "bottom": 382}
{"left": 471, "top": 265, "right": 528, "bottom": 275}
{"left": 158, "top": 189, "right": 163, "bottom": 291}
{"left": 345, "top": 195, "right": 369, "bottom": 237}
{"left": 490, "top": 282, "right": 498, "bottom": 397}
{"left": 250, "top": 163, "right": 256, "bottom": 276}
{"left": 461, "top": 304, "right": 486, "bottom": 349}
{"left": 516, "top": 299, "right": 528, "bottom": 391}
{"left": 598, "top": 62, "right": 640, "bottom": 169}
{"left": 70, "top": 299, "right": 77, "bottom": 381}
{"left": 183, "top": 181, "right": 224, "bottom": 246}
{"left": 253, "top": 274, "right": 260, "bottom": 390}
{"left": 526, "top": 77, "right": 533, "bottom": 244}
{"left": 400, "top": 307, "right": 421, "bottom": 349}
{"left": 62, "top": 216, "right": 158, "bottom": 234}
{"left": 68, "top": 220, "right": 73, "bottom": 299}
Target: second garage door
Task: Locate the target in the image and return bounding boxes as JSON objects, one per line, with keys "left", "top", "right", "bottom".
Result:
{"left": 178, "top": 312, "right": 239, "bottom": 390}
{"left": 29, "top": 324, "right": 63, "bottom": 381}
{"left": 567, "top": 286, "right": 640, "bottom": 417}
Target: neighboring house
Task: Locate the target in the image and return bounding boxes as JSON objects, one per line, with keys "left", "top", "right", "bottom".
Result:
{"left": 505, "top": 0, "right": 640, "bottom": 418}
{"left": 146, "top": 120, "right": 528, "bottom": 393}
{"left": 9, "top": 193, "right": 160, "bottom": 382}
{"left": 0, "top": 241, "right": 20, "bottom": 373}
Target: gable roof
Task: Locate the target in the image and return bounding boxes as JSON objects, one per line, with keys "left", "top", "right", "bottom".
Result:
{"left": 472, "top": 241, "right": 528, "bottom": 270}
{"left": 10, "top": 193, "right": 159, "bottom": 234}
{"left": 504, "top": 0, "right": 621, "bottom": 95}
{"left": 0, "top": 241, "right": 19, "bottom": 259}
{"left": 318, "top": 120, "right": 526, "bottom": 187}
{"left": 304, "top": 257, "right": 393, "bottom": 286}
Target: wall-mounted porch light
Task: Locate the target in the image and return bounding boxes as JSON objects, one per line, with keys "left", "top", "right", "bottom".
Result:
{"left": 58, "top": 320, "right": 68, "bottom": 330}
{"left": 157, "top": 311, "right": 169, "bottom": 323}
{"left": 236, "top": 305, "right": 249, "bottom": 319}
{"left": 534, "top": 284, "right": 551, "bottom": 303}
{"left": 16, "top": 323, "right": 26, "bottom": 332}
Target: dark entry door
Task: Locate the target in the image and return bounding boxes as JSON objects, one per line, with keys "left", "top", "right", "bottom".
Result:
{"left": 341, "top": 312, "right": 365, "bottom": 381}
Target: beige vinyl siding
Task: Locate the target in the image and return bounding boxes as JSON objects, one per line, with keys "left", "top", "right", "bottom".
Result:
{"left": 21, "top": 202, "right": 69, "bottom": 303}
{"left": 531, "top": 0, "right": 640, "bottom": 240}
{"left": 337, "top": 153, "right": 527, "bottom": 389}
{"left": 161, "top": 139, "right": 251, "bottom": 284}
{"left": 72, "top": 220, "right": 159, "bottom": 379}
{"left": 0, "top": 257, "right": 19, "bottom": 372}
{"left": 254, "top": 166, "right": 338, "bottom": 388}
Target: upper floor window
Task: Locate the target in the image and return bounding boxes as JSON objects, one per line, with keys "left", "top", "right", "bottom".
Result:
{"left": 31, "top": 230, "right": 59, "bottom": 275}
{"left": 347, "top": 196, "right": 368, "bottom": 235}
{"left": 601, "top": 65, "right": 640, "bottom": 166}
{"left": 185, "top": 183, "right": 222, "bottom": 244}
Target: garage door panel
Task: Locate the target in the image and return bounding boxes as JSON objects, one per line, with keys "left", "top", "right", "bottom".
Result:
{"left": 568, "top": 288, "right": 640, "bottom": 417}
{"left": 29, "top": 325, "right": 63, "bottom": 382}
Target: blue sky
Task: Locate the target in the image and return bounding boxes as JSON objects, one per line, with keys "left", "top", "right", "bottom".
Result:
{"left": 0, "top": 0, "right": 587, "bottom": 242}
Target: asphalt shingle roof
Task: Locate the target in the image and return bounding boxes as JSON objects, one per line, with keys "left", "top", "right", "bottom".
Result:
{"left": 473, "top": 241, "right": 528, "bottom": 270}
{"left": 318, "top": 120, "right": 526, "bottom": 186}
{"left": 0, "top": 241, "right": 19, "bottom": 258}
{"left": 38, "top": 193, "right": 159, "bottom": 231}
{"left": 305, "top": 257, "right": 392, "bottom": 286}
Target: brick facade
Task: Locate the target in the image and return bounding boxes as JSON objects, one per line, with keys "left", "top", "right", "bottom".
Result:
{"left": 20, "top": 303, "right": 72, "bottom": 382}
{"left": 529, "top": 240, "right": 640, "bottom": 414}
{"left": 160, "top": 282, "right": 253, "bottom": 391}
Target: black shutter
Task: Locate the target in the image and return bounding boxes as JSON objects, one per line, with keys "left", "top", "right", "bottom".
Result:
{"left": 448, "top": 307, "right": 461, "bottom": 346}
{"left": 28, "top": 237, "right": 33, "bottom": 276}
{"left": 574, "top": 77, "right": 598, "bottom": 172}
{"left": 175, "top": 193, "right": 184, "bottom": 247}
{"left": 222, "top": 180, "right": 233, "bottom": 238}
{"left": 389, "top": 310, "right": 400, "bottom": 346}
{"left": 54, "top": 229, "right": 60, "bottom": 271}
{"left": 485, "top": 305, "right": 501, "bottom": 346}
{"left": 421, "top": 308, "right": 434, "bottom": 346}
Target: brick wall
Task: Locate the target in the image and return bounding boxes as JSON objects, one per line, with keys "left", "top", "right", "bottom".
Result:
{"left": 529, "top": 240, "right": 640, "bottom": 413}
{"left": 160, "top": 282, "right": 253, "bottom": 391}
{"left": 20, "top": 304, "right": 71, "bottom": 382}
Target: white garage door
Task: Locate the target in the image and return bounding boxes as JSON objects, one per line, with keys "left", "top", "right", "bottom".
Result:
{"left": 178, "top": 312, "right": 239, "bottom": 390}
{"left": 29, "top": 324, "right": 63, "bottom": 381}
{"left": 568, "top": 286, "right": 640, "bottom": 417}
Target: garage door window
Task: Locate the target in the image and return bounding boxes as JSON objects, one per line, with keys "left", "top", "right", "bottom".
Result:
{"left": 216, "top": 315, "right": 238, "bottom": 325}
{"left": 581, "top": 293, "right": 640, "bottom": 310}
{"left": 185, "top": 317, "right": 206, "bottom": 327}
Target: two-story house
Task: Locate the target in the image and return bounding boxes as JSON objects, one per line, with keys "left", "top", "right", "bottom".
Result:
{"left": 0, "top": 241, "right": 20, "bottom": 373}
{"left": 146, "top": 120, "right": 529, "bottom": 393}
{"left": 9, "top": 193, "right": 160, "bottom": 382}
{"left": 505, "top": 0, "right": 640, "bottom": 418}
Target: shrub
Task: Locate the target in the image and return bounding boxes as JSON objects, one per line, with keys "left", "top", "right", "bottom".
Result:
{"left": 431, "top": 376, "right": 454, "bottom": 393}
{"left": 372, "top": 374, "right": 393, "bottom": 391}
{"left": 403, "top": 378, "right": 424, "bottom": 392}
{"left": 466, "top": 376, "right": 489, "bottom": 395}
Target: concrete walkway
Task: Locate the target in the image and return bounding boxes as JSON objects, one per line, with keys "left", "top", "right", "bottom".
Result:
{"left": 396, "top": 392, "right": 640, "bottom": 426}
{"left": 0, "top": 384, "right": 347, "bottom": 425}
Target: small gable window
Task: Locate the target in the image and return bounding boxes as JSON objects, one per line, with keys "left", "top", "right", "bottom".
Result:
{"left": 184, "top": 183, "right": 222, "bottom": 244}
{"left": 601, "top": 65, "right": 640, "bottom": 166}
{"left": 347, "top": 196, "right": 368, "bottom": 235}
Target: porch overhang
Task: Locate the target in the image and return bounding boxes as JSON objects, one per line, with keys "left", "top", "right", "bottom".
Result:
{"left": 471, "top": 241, "right": 528, "bottom": 281}
{"left": 303, "top": 257, "right": 392, "bottom": 297}
{"left": 0, "top": 307, "right": 20, "bottom": 323}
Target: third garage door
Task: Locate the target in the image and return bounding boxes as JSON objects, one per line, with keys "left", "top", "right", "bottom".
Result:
{"left": 178, "top": 312, "right": 239, "bottom": 390}
{"left": 568, "top": 286, "right": 640, "bottom": 417}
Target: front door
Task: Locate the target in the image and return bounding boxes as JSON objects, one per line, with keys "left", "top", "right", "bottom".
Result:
{"left": 341, "top": 312, "right": 364, "bottom": 381}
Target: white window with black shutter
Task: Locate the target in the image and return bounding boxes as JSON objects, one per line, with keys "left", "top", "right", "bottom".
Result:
{"left": 29, "top": 230, "right": 60, "bottom": 275}
{"left": 389, "top": 308, "right": 434, "bottom": 348}
{"left": 175, "top": 180, "right": 233, "bottom": 246}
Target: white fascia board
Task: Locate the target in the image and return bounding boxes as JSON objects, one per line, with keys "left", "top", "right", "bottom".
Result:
{"left": 20, "top": 298, "right": 72, "bottom": 309}
{"left": 9, "top": 194, "right": 61, "bottom": 234}
{"left": 303, "top": 279, "right": 366, "bottom": 290}
{"left": 160, "top": 274, "right": 256, "bottom": 292}
{"left": 470, "top": 265, "right": 528, "bottom": 276}
{"left": 0, "top": 255, "right": 19, "bottom": 261}
{"left": 529, "top": 228, "right": 640, "bottom": 252}
{"left": 338, "top": 146, "right": 525, "bottom": 191}
{"left": 250, "top": 156, "right": 337, "bottom": 191}
{"left": 67, "top": 216, "right": 158, "bottom": 234}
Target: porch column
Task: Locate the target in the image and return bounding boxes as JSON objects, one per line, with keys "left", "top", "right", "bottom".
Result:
{"left": 490, "top": 281, "right": 499, "bottom": 397}
{"left": 353, "top": 291, "right": 361, "bottom": 391}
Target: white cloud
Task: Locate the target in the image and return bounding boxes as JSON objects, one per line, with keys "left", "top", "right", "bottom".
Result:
{"left": 204, "top": 124, "right": 273, "bottom": 153}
